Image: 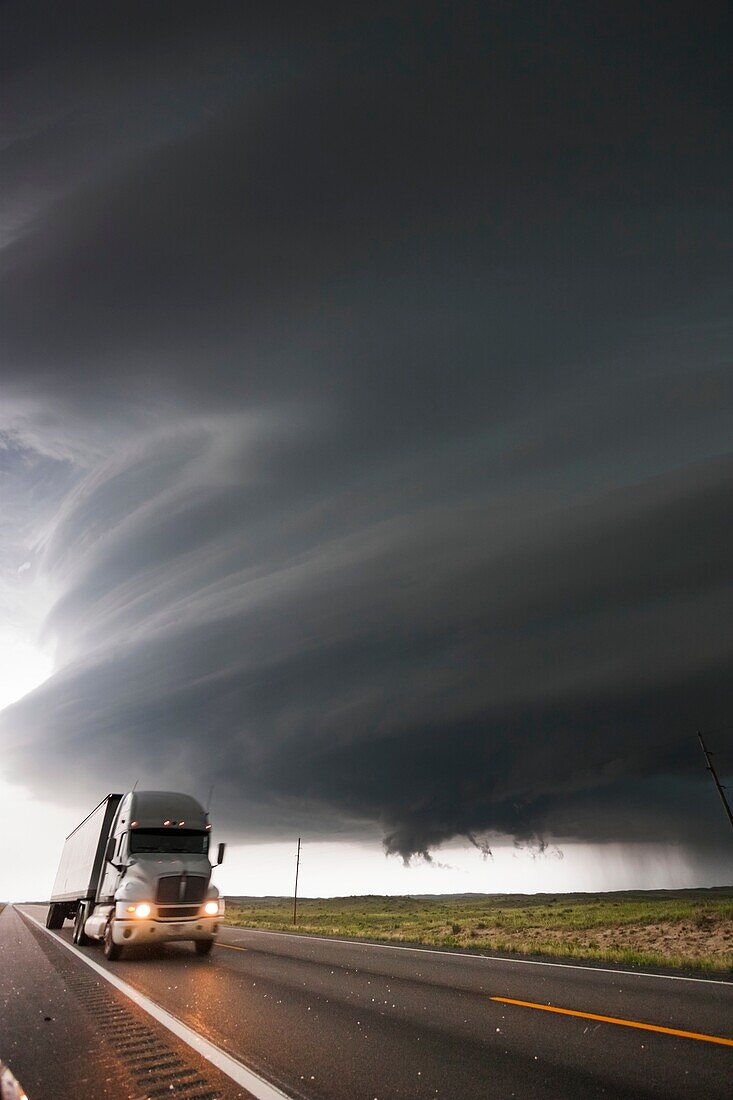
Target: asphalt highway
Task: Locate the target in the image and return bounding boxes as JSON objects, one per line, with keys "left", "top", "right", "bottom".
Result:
{"left": 3, "top": 905, "right": 731, "bottom": 1099}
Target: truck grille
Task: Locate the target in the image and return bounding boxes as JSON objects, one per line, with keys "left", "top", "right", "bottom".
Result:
{"left": 156, "top": 875, "right": 207, "bottom": 904}
{"left": 156, "top": 905, "right": 201, "bottom": 920}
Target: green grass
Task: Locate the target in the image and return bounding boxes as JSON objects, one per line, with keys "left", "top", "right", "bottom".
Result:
{"left": 224, "top": 888, "right": 733, "bottom": 974}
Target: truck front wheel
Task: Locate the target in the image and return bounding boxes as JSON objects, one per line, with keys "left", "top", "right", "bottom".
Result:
{"left": 195, "top": 939, "right": 214, "bottom": 956}
{"left": 45, "top": 903, "right": 65, "bottom": 929}
{"left": 103, "top": 918, "right": 123, "bottom": 960}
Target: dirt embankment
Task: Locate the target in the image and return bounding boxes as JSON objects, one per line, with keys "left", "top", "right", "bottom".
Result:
{"left": 582, "top": 917, "right": 732, "bottom": 961}
{"left": 447, "top": 914, "right": 733, "bottom": 969}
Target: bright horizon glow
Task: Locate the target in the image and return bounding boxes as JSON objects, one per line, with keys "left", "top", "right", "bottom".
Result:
{"left": 0, "top": 630, "right": 53, "bottom": 712}
{"left": 214, "top": 839, "right": 729, "bottom": 900}
{"left": 0, "top": 629, "right": 61, "bottom": 904}
{"left": 0, "top": 775, "right": 80, "bottom": 902}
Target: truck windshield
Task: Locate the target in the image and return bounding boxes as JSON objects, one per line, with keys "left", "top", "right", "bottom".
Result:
{"left": 129, "top": 829, "right": 210, "bottom": 855}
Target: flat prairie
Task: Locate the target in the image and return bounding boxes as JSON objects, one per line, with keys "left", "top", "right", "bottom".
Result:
{"left": 225, "top": 887, "right": 733, "bottom": 973}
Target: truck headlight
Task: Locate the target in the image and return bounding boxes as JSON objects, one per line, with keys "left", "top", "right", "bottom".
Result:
{"left": 203, "top": 900, "right": 219, "bottom": 916}
{"left": 134, "top": 902, "right": 152, "bottom": 918}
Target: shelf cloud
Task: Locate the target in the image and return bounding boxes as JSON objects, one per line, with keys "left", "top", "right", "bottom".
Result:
{"left": 2, "top": 3, "right": 731, "bottom": 863}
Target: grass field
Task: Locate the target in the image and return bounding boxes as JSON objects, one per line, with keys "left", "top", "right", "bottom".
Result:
{"left": 225, "top": 888, "right": 733, "bottom": 973}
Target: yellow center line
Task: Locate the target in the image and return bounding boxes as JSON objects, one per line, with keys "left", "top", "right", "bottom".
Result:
{"left": 217, "top": 942, "right": 249, "bottom": 953}
{"left": 490, "top": 996, "right": 733, "bottom": 1047}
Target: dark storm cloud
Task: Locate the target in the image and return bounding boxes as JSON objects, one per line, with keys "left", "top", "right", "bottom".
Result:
{"left": 1, "top": 2, "right": 732, "bottom": 860}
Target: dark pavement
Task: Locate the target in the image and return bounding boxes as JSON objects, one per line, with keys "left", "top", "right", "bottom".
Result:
{"left": 0, "top": 905, "right": 252, "bottom": 1099}
{"left": 5, "top": 905, "right": 732, "bottom": 1099}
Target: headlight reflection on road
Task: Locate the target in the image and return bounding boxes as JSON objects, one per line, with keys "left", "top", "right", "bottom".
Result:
{"left": 1, "top": 1060, "right": 28, "bottom": 1099}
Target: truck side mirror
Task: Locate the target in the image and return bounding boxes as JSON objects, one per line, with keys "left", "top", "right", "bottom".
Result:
{"left": 217, "top": 842, "right": 226, "bottom": 866}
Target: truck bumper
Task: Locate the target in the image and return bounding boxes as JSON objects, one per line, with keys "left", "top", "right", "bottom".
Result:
{"left": 112, "top": 916, "right": 220, "bottom": 945}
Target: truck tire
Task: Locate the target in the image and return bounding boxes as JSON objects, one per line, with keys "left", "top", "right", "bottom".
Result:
{"left": 73, "top": 903, "right": 91, "bottom": 946}
{"left": 46, "top": 903, "right": 65, "bottom": 929}
{"left": 103, "top": 918, "right": 123, "bottom": 960}
{"left": 195, "top": 939, "right": 214, "bottom": 956}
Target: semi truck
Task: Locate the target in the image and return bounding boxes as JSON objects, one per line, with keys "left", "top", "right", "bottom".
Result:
{"left": 46, "top": 790, "right": 225, "bottom": 959}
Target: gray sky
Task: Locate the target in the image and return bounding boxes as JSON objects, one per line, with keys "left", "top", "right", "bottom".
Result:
{"left": 1, "top": 2, "right": 732, "bottom": 893}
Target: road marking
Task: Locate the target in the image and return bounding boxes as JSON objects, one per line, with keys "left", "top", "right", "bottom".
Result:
{"left": 491, "top": 996, "right": 733, "bottom": 1047}
{"left": 18, "top": 908, "right": 294, "bottom": 1100}
{"left": 221, "top": 925, "right": 733, "bottom": 986}
{"left": 217, "top": 942, "right": 249, "bottom": 953}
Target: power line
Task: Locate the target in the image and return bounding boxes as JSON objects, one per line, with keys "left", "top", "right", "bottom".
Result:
{"left": 698, "top": 731, "right": 733, "bottom": 834}
{"left": 293, "top": 837, "right": 301, "bottom": 925}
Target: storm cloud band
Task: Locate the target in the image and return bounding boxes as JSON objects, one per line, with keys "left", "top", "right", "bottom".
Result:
{"left": 1, "top": 2, "right": 731, "bottom": 862}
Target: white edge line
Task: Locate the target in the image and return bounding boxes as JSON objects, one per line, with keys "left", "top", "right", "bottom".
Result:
{"left": 18, "top": 907, "right": 294, "bottom": 1100}
{"left": 222, "top": 924, "right": 733, "bottom": 987}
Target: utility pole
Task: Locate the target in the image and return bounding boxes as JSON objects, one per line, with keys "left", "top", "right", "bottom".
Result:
{"left": 698, "top": 732, "right": 733, "bottom": 834}
{"left": 293, "top": 837, "right": 301, "bottom": 925}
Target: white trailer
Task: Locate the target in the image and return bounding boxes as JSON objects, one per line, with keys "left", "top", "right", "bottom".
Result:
{"left": 47, "top": 794, "right": 121, "bottom": 921}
